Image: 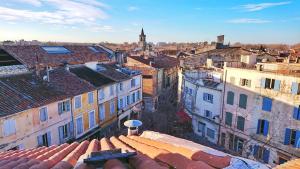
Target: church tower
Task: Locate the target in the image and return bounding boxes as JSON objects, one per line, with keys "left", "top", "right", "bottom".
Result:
{"left": 138, "top": 28, "right": 147, "bottom": 50}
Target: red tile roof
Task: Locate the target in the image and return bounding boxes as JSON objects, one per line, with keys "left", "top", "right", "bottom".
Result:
{"left": 0, "top": 45, "right": 111, "bottom": 69}
{"left": 0, "top": 131, "right": 268, "bottom": 169}
{"left": 128, "top": 55, "right": 179, "bottom": 69}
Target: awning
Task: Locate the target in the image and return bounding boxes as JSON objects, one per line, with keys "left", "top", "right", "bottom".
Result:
{"left": 176, "top": 109, "right": 192, "bottom": 123}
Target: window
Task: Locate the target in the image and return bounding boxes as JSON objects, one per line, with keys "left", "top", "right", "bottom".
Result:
{"left": 131, "top": 79, "right": 136, "bottom": 88}
{"left": 37, "top": 132, "right": 51, "bottom": 147}
{"left": 240, "top": 78, "right": 251, "bottom": 87}
{"left": 189, "top": 88, "right": 193, "bottom": 95}
{"left": 127, "top": 95, "right": 131, "bottom": 105}
{"left": 291, "top": 82, "right": 300, "bottom": 95}
{"left": 203, "top": 93, "right": 213, "bottom": 103}
{"left": 262, "top": 97, "right": 272, "bottom": 112}
{"left": 234, "top": 136, "right": 244, "bottom": 155}
{"left": 110, "top": 100, "right": 115, "bottom": 115}
{"left": 74, "top": 96, "right": 82, "bottom": 109}
{"left": 230, "top": 77, "right": 235, "bottom": 84}
{"left": 257, "top": 119, "right": 269, "bottom": 136}
{"left": 58, "top": 123, "right": 70, "bottom": 143}
{"left": 39, "top": 107, "right": 48, "bottom": 122}
{"left": 132, "top": 93, "right": 136, "bottom": 103}
{"left": 89, "top": 111, "right": 96, "bottom": 129}
{"left": 118, "top": 98, "right": 124, "bottom": 109}
{"left": 205, "top": 110, "right": 212, "bottom": 118}
{"left": 237, "top": 116, "right": 245, "bottom": 131}
{"left": 225, "top": 112, "right": 233, "bottom": 126}
{"left": 137, "top": 90, "right": 141, "bottom": 100}
{"left": 165, "top": 76, "right": 171, "bottom": 88}
{"left": 110, "top": 85, "right": 114, "bottom": 96}
{"left": 293, "top": 106, "right": 300, "bottom": 120}
{"left": 58, "top": 100, "right": 70, "bottom": 114}
{"left": 99, "top": 104, "right": 105, "bottom": 121}
{"left": 261, "top": 78, "right": 281, "bottom": 91}
{"left": 227, "top": 91, "right": 234, "bottom": 105}
{"left": 99, "top": 89, "right": 105, "bottom": 100}
{"left": 41, "top": 46, "right": 71, "bottom": 54}
{"left": 207, "top": 128, "right": 215, "bottom": 139}
{"left": 239, "top": 94, "right": 247, "bottom": 109}
{"left": 284, "top": 128, "right": 300, "bottom": 148}
{"left": 198, "top": 122, "right": 205, "bottom": 134}
{"left": 119, "top": 83, "right": 123, "bottom": 91}
{"left": 3, "top": 119, "right": 16, "bottom": 136}
{"left": 221, "top": 133, "right": 226, "bottom": 147}
{"left": 76, "top": 116, "right": 83, "bottom": 135}
{"left": 88, "top": 92, "right": 94, "bottom": 104}
{"left": 253, "top": 145, "right": 270, "bottom": 163}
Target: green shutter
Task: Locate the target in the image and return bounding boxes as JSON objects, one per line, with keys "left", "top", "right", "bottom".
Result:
{"left": 225, "top": 112, "right": 233, "bottom": 126}
{"left": 239, "top": 94, "right": 248, "bottom": 109}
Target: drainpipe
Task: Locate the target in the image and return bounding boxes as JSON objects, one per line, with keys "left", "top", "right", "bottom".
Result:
{"left": 218, "top": 69, "right": 227, "bottom": 145}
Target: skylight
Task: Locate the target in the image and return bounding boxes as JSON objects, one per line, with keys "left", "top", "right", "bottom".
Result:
{"left": 88, "top": 46, "right": 100, "bottom": 53}
{"left": 41, "top": 46, "right": 71, "bottom": 54}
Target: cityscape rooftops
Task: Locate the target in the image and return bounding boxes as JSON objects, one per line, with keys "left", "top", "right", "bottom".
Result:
{"left": 128, "top": 54, "right": 179, "bottom": 69}
{"left": 0, "top": 131, "right": 268, "bottom": 169}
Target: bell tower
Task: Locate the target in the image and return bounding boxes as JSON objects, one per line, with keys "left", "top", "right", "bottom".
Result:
{"left": 138, "top": 28, "right": 147, "bottom": 50}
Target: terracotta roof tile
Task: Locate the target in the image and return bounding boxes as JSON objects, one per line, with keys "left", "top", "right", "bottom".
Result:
{"left": 0, "top": 131, "right": 267, "bottom": 169}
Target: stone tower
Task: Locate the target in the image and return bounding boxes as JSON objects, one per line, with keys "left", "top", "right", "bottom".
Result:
{"left": 138, "top": 28, "right": 147, "bottom": 50}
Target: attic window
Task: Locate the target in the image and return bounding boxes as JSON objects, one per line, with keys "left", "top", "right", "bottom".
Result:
{"left": 42, "top": 46, "right": 71, "bottom": 54}
{"left": 89, "top": 46, "right": 100, "bottom": 53}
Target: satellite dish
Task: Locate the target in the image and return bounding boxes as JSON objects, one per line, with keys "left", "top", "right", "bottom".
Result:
{"left": 124, "top": 120, "right": 142, "bottom": 128}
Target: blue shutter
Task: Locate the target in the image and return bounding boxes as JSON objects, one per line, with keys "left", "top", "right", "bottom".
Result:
{"left": 66, "top": 100, "right": 70, "bottom": 111}
{"left": 261, "top": 78, "right": 266, "bottom": 88}
{"left": 294, "top": 130, "right": 300, "bottom": 148}
{"left": 69, "top": 122, "right": 74, "bottom": 137}
{"left": 293, "top": 107, "right": 299, "bottom": 120}
{"left": 274, "top": 80, "right": 281, "bottom": 91}
{"left": 263, "top": 149, "right": 270, "bottom": 163}
{"left": 47, "top": 131, "right": 51, "bottom": 146}
{"left": 58, "top": 126, "right": 64, "bottom": 144}
{"left": 58, "top": 103, "right": 63, "bottom": 114}
{"left": 37, "top": 135, "right": 43, "bottom": 147}
{"left": 263, "top": 120, "right": 269, "bottom": 136}
{"left": 292, "top": 82, "right": 299, "bottom": 95}
{"left": 257, "top": 120, "right": 261, "bottom": 134}
{"left": 262, "top": 97, "right": 272, "bottom": 112}
{"left": 253, "top": 145, "right": 259, "bottom": 156}
{"left": 284, "top": 128, "right": 291, "bottom": 145}
{"left": 203, "top": 93, "right": 206, "bottom": 100}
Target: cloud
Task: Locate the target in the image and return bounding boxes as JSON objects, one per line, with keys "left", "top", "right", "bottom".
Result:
{"left": 90, "top": 25, "right": 114, "bottom": 32}
{"left": 0, "top": 0, "right": 108, "bottom": 26}
{"left": 128, "top": 6, "right": 139, "bottom": 11}
{"left": 227, "top": 18, "right": 271, "bottom": 24}
{"left": 240, "top": 1, "right": 291, "bottom": 11}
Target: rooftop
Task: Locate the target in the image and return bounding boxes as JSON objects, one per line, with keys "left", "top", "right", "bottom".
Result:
{"left": 69, "top": 66, "right": 115, "bottom": 88}
{"left": 0, "top": 45, "right": 111, "bottom": 69}
{"left": 128, "top": 55, "right": 179, "bottom": 69}
{"left": 0, "top": 131, "right": 268, "bottom": 169}
{"left": 95, "top": 64, "right": 132, "bottom": 82}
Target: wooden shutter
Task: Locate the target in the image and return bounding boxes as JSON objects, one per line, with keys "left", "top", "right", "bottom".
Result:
{"left": 274, "top": 80, "right": 281, "bottom": 91}
{"left": 263, "top": 149, "right": 270, "bottom": 163}
{"left": 294, "top": 130, "right": 300, "bottom": 148}
{"left": 284, "top": 128, "right": 291, "bottom": 145}
{"left": 291, "top": 82, "right": 299, "bottom": 95}
{"left": 262, "top": 97, "right": 272, "bottom": 112}
{"left": 263, "top": 120, "right": 269, "bottom": 136}
{"left": 261, "top": 78, "right": 266, "bottom": 88}
{"left": 58, "top": 102, "right": 63, "bottom": 114}
{"left": 47, "top": 132, "right": 51, "bottom": 146}
{"left": 293, "top": 107, "right": 299, "bottom": 120}
{"left": 37, "top": 135, "right": 43, "bottom": 147}
{"left": 253, "top": 145, "right": 259, "bottom": 157}
{"left": 58, "top": 126, "right": 64, "bottom": 144}
{"left": 239, "top": 94, "right": 247, "bottom": 109}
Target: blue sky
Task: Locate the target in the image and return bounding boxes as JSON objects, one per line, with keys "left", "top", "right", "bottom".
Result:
{"left": 0, "top": 0, "right": 299, "bottom": 44}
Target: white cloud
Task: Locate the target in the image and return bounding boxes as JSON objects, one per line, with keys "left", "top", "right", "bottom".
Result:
{"left": 240, "top": 1, "right": 291, "bottom": 12}
{"left": 90, "top": 25, "right": 114, "bottom": 32}
{"left": 128, "top": 6, "right": 139, "bottom": 11}
{"left": 227, "top": 18, "right": 271, "bottom": 24}
{"left": 0, "top": 0, "right": 108, "bottom": 26}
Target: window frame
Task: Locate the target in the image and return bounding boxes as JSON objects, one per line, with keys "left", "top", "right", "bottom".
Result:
{"left": 74, "top": 95, "right": 82, "bottom": 109}
{"left": 39, "top": 106, "right": 48, "bottom": 122}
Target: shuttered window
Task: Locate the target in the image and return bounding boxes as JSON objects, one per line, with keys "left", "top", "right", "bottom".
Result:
{"left": 3, "top": 119, "right": 16, "bottom": 136}
{"left": 257, "top": 119, "right": 269, "bottom": 136}
{"left": 99, "top": 104, "right": 105, "bottom": 121}
{"left": 239, "top": 94, "right": 247, "bottom": 109}
{"left": 291, "top": 82, "right": 300, "bottom": 95}
{"left": 253, "top": 145, "right": 270, "bottom": 164}
{"left": 58, "top": 123, "right": 70, "bottom": 144}
{"left": 76, "top": 116, "right": 83, "bottom": 135}
{"left": 293, "top": 106, "right": 300, "bottom": 120}
{"left": 237, "top": 116, "right": 245, "bottom": 131}
{"left": 207, "top": 128, "right": 215, "bottom": 139}
{"left": 39, "top": 107, "right": 48, "bottom": 122}
{"left": 88, "top": 111, "right": 95, "bottom": 129}
{"left": 110, "top": 100, "right": 115, "bottom": 115}
{"left": 225, "top": 112, "right": 233, "bottom": 126}
{"left": 227, "top": 91, "right": 234, "bottom": 105}
{"left": 284, "top": 128, "right": 300, "bottom": 148}
{"left": 262, "top": 97, "right": 272, "bottom": 112}
{"left": 274, "top": 80, "right": 281, "bottom": 91}
{"left": 203, "top": 93, "right": 213, "bottom": 103}
{"left": 74, "top": 95, "right": 82, "bottom": 109}
{"left": 58, "top": 100, "right": 70, "bottom": 114}
{"left": 88, "top": 92, "right": 94, "bottom": 104}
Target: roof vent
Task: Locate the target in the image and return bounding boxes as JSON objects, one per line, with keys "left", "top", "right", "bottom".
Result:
{"left": 124, "top": 120, "right": 142, "bottom": 136}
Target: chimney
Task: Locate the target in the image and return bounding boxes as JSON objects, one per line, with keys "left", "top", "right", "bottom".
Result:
{"left": 124, "top": 120, "right": 142, "bottom": 136}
